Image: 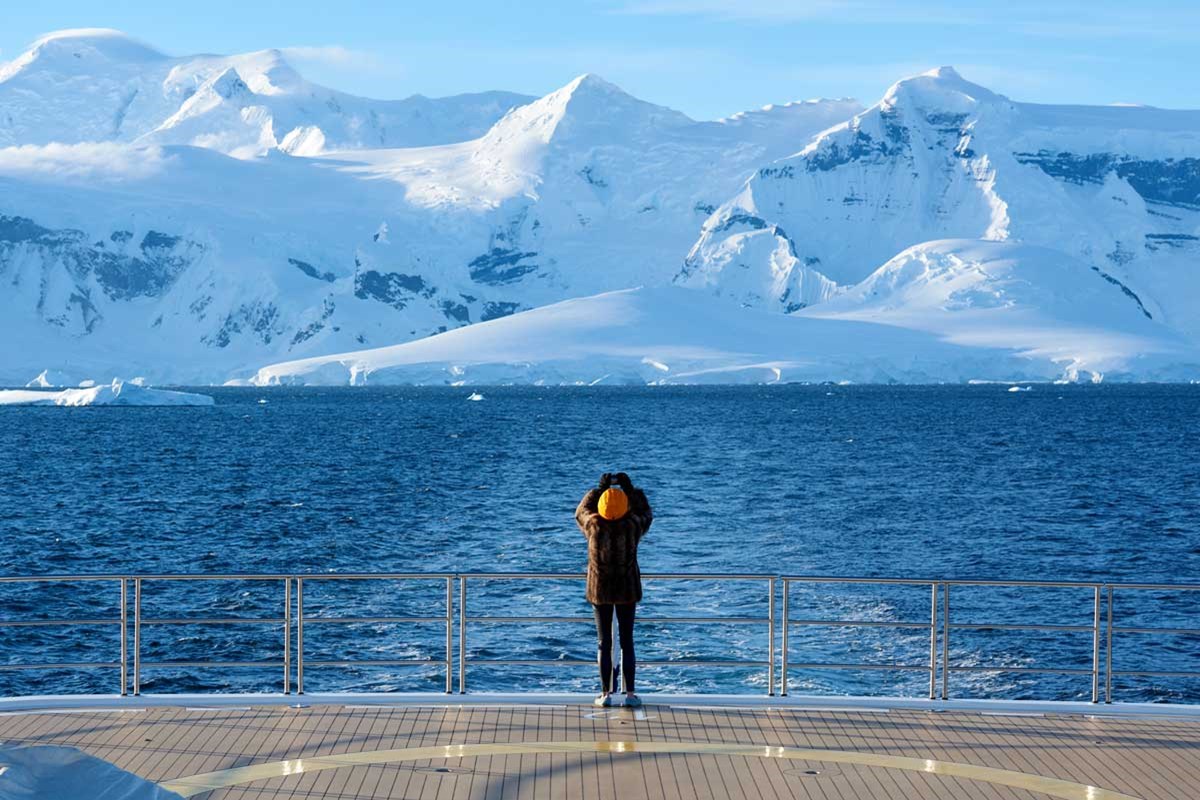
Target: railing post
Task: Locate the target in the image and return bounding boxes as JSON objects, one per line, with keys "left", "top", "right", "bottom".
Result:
{"left": 283, "top": 577, "right": 291, "bottom": 695}
{"left": 1105, "top": 585, "right": 1114, "bottom": 704}
{"left": 929, "top": 582, "right": 938, "bottom": 701}
{"left": 119, "top": 578, "right": 128, "bottom": 696}
{"left": 941, "top": 582, "right": 949, "bottom": 700}
{"left": 780, "top": 578, "right": 789, "bottom": 697}
{"left": 445, "top": 576, "right": 454, "bottom": 694}
{"left": 296, "top": 577, "right": 305, "bottom": 695}
{"left": 1091, "top": 585, "right": 1101, "bottom": 703}
{"left": 767, "top": 576, "right": 775, "bottom": 696}
{"left": 611, "top": 606, "right": 621, "bottom": 693}
{"left": 133, "top": 578, "right": 142, "bottom": 696}
{"left": 458, "top": 576, "right": 467, "bottom": 694}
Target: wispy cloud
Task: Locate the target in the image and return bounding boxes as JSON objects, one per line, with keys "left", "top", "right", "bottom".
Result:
{"left": 617, "top": 0, "right": 857, "bottom": 21}
{"left": 279, "top": 45, "right": 390, "bottom": 73}
{"left": 1012, "top": 18, "right": 1200, "bottom": 42}
{"left": 0, "top": 143, "right": 173, "bottom": 182}
{"left": 614, "top": 0, "right": 1200, "bottom": 41}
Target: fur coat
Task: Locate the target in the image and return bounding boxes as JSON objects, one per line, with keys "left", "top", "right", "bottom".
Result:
{"left": 575, "top": 486, "right": 653, "bottom": 605}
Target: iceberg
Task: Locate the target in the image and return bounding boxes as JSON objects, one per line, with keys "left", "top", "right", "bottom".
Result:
{"left": 23, "top": 369, "right": 75, "bottom": 388}
{"left": 0, "top": 379, "right": 214, "bottom": 406}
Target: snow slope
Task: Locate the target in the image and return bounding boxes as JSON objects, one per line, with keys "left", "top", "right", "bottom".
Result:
{"left": 799, "top": 240, "right": 1196, "bottom": 381}
{"left": 250, "top": 285, "right": 1189, "bottom": 386}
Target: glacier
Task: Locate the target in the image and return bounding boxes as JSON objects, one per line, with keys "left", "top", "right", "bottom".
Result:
{"left": 249, "top": 281, "right": 1193, "bottom": 387}
{"left": 2, "top": 31, "right": 1199, "bottom": 386}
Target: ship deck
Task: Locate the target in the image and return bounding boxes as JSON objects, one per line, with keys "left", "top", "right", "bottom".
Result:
{"left": 1, "top": 696, "right": 1197, "bottom": 799}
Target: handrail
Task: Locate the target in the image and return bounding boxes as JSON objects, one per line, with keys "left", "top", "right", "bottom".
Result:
{"left": 938, "top": 581, "right": 1104, "bottom": 703}
{"left": 780, "top": 577, "right": 939, "bottom": 698}
{"left": 131, "top": 575, "right": 291, "bottom": 696}
{"left": 294, "top": 574, "right": 454, "bottom": 694}
{"left": 0, "top": 576, "right": 128, "bottom": 695}
{"left": 2, "top": 572, "right": 1200, "bottom": 702}
{"left": 1106, "top": 584, "right": 1200, "bottom": 703}
{"left": 457, "top": 573, "right": 776, "bottom": 695}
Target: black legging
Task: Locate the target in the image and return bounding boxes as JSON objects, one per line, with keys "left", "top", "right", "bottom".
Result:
{"left": 593, "top": 603, "right": 636, "bottom": 693}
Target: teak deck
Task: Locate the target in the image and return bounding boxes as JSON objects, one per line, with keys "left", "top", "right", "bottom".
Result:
{"left": 1, "top": 701, "right": 1196, "bottom": 799}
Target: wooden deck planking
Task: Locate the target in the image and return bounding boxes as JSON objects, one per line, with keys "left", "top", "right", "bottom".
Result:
{"left": 2, "top": 703, "right": 1198, "bottom": 799}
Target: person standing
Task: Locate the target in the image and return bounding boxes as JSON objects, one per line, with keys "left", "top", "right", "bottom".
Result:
{"left": 576, "top": 471, "right": 653, "bottom": 707}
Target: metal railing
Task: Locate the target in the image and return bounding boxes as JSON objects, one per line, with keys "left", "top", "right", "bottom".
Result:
{"left": 780, "top": 577, "right": 938, "bottom": 698}
{"left": 779, "top": 578, "right": 1108, "bottom": 701}
{"left": 1106, "top": 583, "right": 1200, "bottom": 703}
{"left": 0, "top": 576, "right": 128, "bottom": 694}
{"left": 295, "top": 574, "right": 454, "bottom": 694}
{"left": 939, "top": 581, "right": 1103, "bottom": 703}
{"left": 132, "top": 575, "right": 290, "bottom": 696}
{"left": 457, "top": 573, "right": 775, "bottom": 695}
{"left": 2, "top": 572, "right": 1200, "bottom": 702}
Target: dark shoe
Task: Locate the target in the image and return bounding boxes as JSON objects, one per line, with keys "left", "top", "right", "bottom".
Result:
{"left": 624, "top": 694, "right": 642, "bottom": 708}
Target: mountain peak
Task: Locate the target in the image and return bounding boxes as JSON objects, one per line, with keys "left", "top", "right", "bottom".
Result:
{"left": 28, "top": 28, "right": 165, "bottom": 61}
{"left": 563, "top": 73, "right": 622, "bottom": 95}
{"left": 881, "top": 65, "right": 1003, "bottom": 113}
{"left": 923, "top": 65, "right": 963, "bottom": 80}
{"left": 547, "top": 73, "right": 651, "bottom": 115}
{"left": 550, "top": 73, "right": 691, "bottom": 129}
{"left": 1, "top": 28, "right": 165, "bottom": 83}
{"left": 480, "top": 72, "right": 691, "bottom": 154}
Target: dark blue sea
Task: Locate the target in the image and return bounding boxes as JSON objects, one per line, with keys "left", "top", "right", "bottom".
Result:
{"left": 2, "top": 385, "right": 1198, "bottom": 702}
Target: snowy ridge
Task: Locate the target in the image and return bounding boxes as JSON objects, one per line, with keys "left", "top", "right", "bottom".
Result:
{"left": 0, "top": 29, "right": 533, "bottom": 154}
{"left": 1, "top": 32, "right": 1198, "bottom": 385}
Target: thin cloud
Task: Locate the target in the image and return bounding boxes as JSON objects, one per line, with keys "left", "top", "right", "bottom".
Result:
{"left": 279, "top": 45, "right": 390, "bottom": 73}
{"left": 616, "top": 0, "right": 860, "bottom": 22}
{"left": 0, "top": 143, "right": 174, "bottom": 182}
{"left": 1013, "top": 19, "right": 1200, "bottom": 42}
{"left": 614, "top": 0, "right": 1200, "bottom": 41}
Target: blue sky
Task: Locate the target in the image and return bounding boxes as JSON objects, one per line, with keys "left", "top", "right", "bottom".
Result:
{"left": 2, "top": 1, "right": 1197, "bottom": 119}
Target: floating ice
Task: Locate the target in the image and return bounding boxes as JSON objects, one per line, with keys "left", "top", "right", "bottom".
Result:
{"left": 0, "top": 379, "right": 214, "bottom": 406}
{"left": 24, "top": 369, "right": 74, "bottom": 388}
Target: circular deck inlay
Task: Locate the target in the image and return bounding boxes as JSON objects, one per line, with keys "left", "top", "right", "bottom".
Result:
{"left": 159, "top": 740, "right": 1141, "bottom": 799}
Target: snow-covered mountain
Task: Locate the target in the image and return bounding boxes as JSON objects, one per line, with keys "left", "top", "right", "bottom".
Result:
{"left": 0, "top": 29, "right": 533, "bottom": 155}
{"left": 0, "top": 31, "right": 862, "bottom": 384}
{"left": 2, "top": 33, "right": 1198, "bottom": 385}
{"left": 681, "top": 67, "right": 1200, "bottom": 335}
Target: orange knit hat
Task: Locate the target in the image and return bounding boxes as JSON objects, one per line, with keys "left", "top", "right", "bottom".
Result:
{"left": 598, "top": 488, "right": 629, "bottom": 520}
